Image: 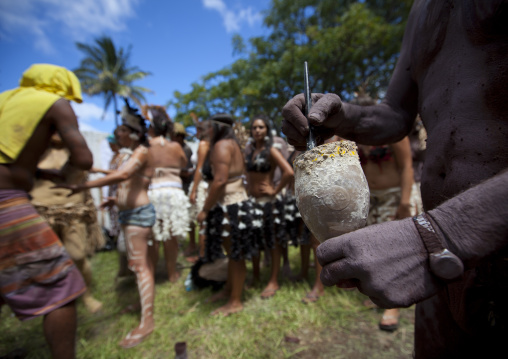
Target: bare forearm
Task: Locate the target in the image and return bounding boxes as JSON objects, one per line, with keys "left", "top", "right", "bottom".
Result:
{"left": 81, "top": 171, "right": 128, "bottom": 190}
{"left": 339, "top": 103, "right": 413, "bottom": 146}
{"left": 427, "top": 169, "right": 508, "bottom": 268}
{"left": 191, "top": 169, "right": 202, "bottom": 191}
{"left": 91, "top": 167, "right": 114, "bottom": 175}
{"left": 274, "top": 172, "right": 293, "bottom": 196}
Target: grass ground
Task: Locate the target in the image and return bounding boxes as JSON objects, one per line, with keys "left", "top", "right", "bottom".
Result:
{"left": 0, "top": 244, "right": 415, "bottom": 358}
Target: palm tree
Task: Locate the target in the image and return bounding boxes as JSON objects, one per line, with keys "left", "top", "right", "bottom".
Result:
{"left": 74, "top": 36, "right": 152, "bottom": 126}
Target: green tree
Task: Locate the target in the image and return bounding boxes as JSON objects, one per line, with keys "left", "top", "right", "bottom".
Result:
{"left": 168, "top": 0, "right": 412, "bottom": 131}
{"left": 74, "top": 36, "right": 152, "bottom": 126}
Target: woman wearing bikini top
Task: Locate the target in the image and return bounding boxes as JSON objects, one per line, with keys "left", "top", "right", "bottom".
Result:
{"left": 143, "top": 105, "right": 190, "bottom": 283}
{"left": 196, "top": 114, "right": 257, "bottom": 316}
{"left": 245, "top": 115, "right": 294, "bottom": 299}
{"left": 55, "top": 103, "right": 157, "bottom": 348}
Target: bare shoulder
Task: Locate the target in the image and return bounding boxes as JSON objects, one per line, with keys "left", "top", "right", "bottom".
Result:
{"left": 134, "top": 145, "right": 149, "bottom": 156}
{"left": 211, "top": 139, "right": 233, "bottom": 160}
{"left": 270, "top": 145, "right": 285, "bottom": 162}
{"left": 44, "top": 99, "right": 92, "bottom": 169}
{"left": 168, "top": 141, "right": 183, "bottom": 150}
{"left": 43, "top": 99, "right": 78, "bottom": 137}
{"left": 167, "top": 141, "right": 186, "bottom": 157}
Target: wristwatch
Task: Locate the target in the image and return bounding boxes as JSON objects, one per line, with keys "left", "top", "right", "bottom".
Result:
{"left": 413, "top": 213, "right": 464, "bottom": 281}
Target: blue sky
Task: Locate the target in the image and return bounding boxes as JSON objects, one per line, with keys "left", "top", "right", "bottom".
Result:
{"left": 0, "top": 0, "right": 271, "bottom": 134}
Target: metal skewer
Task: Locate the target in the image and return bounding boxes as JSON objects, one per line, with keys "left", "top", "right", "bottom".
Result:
{"left": 304, "top": 61, "right": 316, "bottom": 150}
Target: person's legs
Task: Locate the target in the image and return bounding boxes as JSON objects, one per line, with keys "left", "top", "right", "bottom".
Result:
{"left": 211, "top": 237, "right": 245, "bottom": 316}
{"left": 148, "top": 240, "right": 159, "bottom": 276}
{"left": 61, "top": 220, "right": 103, "bottom": 314}
{"left": 43, "top": 301, "right": 77, "bottom": 359}
{"left": 205, "top": 238, "right": 233, "bottom": 304}
{"left": 116, "top": 230, "right": 130, "bottom": 278}
{"left": 184, "top": 221, "right": 198, "bottom": 257}
{"left": 205, "top": 268, "right": 231, "bottom": 303}
{"left": 163, "top": 237, "right": 180, "bottom": 282}
{"left": 1, "top": 197, "right": 84, "bottom": 357}
{"left": 302, "top": 235, "right": 325, "bottom": 304}
{"left": 79, "top": 258, "right": 103, "bottom": 313}
{"left": 251, "top": 254, "right": 261, "bottom": 286}
{"left": 211, "top": 259, "right": 245, "bottom": 316}
{"left": 281, "top": 245, "right": 293, "bottom": 278}
{"left": 297, "top": 243, "right": 311, "bottom": 281}
{"left": 119, "top": 225, "right": 154, "bottom": 348}
{"left": 263, "top": 244, "right": 271, "bottom": 268}
{"left": 261, "top": 243, "right": 281, "bottom": 298}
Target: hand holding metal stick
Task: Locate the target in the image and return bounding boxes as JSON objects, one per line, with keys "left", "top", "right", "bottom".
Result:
{"left": 304, "top": 61, "right": 316, "bottom": 151}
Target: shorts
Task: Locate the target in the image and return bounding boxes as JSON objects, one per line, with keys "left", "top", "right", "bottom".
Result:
{"left": 118, "top": 203, "right": 156, "bottom": 228}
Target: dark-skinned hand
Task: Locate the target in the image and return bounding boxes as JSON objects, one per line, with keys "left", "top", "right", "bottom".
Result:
{"left": 51, "top": 183, "right": 84, "bottom": 197}
{"left": 100, "top": 197, "right": 117, "bottom": 209}
{"left": 317, "top": 217, "right": 444, "bottom": 308}
{"left": 282, "top": 93, "right": 350, "bottom": 150}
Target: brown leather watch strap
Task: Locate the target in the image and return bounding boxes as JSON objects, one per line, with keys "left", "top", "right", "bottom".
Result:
{"left": 413, "top": 213, "right": 464, "bottom": 281}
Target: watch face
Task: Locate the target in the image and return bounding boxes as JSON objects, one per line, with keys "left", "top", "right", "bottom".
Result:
{"left": 430, "top": 249, "right": 464, "bottom": 281}
{"left": 413, "top": 214, "right": 464, "bottom": 281}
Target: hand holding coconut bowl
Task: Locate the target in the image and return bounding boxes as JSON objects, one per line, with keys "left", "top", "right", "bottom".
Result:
{"left": 281, "top": 65, "right": 450, "bottom": 311}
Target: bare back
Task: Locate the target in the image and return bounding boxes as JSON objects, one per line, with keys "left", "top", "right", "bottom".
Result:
{"left": 146, "top": 137, "right": 188, "bottom": 176}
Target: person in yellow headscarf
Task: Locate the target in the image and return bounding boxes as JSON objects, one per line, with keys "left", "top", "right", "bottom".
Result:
{"left": 0, "top": 64, "right": 93, "bottom": 359}
{"left": 0, "top": 63, "right": 83, "bottom": 164}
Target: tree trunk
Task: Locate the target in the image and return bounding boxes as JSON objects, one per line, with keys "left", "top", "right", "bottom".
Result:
{"left": 113, "top": 92, "right": 119, "bottom": 127}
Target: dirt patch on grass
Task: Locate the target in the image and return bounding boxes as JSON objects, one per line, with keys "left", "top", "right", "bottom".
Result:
{"left": 283, "top": 308, "right": 415, "bottom": 359}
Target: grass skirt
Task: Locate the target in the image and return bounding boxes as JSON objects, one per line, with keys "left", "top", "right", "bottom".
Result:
{"left": 204, "top": 199, "right": 258, "bottom": 262}
{"left": 148, "top": 186, "right": 190, "bottom": 241}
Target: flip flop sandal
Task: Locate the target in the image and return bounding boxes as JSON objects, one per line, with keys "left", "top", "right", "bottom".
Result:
{"left": 301, "top": 292, "right": 320, "bottom": 304}
{"left": 119, "top": 330, "right": 152, "bottom": 349}
{"left": 379, "top": 314, "right": 399, "bottom": 332}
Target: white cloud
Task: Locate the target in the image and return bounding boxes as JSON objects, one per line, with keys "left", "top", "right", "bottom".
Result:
{"left": 77, "top": 121, "right": 102, "bottom": 133}
{"left": 202, "top": 0, "right": 262, "bottom": 33}
{"left": 0, "top": 0, "right": 139, "bottom": 54}
{"left": 71, "top": 101, "right": 115, "bottom": 123}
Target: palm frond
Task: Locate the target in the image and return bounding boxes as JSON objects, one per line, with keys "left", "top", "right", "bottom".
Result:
{"left": 74, "top": 36, "right": 152, "bottom": 121}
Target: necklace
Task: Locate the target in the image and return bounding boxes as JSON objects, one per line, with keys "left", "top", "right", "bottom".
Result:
{"left": 119, "top": 148, "right": 133, "bottom": 155}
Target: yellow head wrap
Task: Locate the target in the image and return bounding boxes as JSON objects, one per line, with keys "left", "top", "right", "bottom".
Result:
{"left": 0, "top": 64, "right": 83, "bottom": 163}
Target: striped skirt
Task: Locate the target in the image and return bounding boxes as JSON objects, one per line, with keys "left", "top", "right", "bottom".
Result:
{"left": 0, "top": 192, "right": 85, "bottom": 320}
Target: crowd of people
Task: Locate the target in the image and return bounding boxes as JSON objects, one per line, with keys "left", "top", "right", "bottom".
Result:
{"left": 1, "top": 1, "right": 507, "bottom": 357}
{"left": 0, "top": 63, "right": 423, "bottom": 354}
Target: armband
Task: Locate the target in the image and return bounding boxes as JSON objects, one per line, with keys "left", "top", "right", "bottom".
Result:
{"left": 413, "top": 213, "right": 464, "bottom": 281}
